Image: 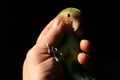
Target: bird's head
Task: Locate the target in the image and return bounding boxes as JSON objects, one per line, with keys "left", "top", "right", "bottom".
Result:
{"left": 57, "top": 7, "right": 81, "bottom": 32}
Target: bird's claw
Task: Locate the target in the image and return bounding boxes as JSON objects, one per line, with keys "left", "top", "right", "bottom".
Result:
{"left": 46, "top": 43, "right": 63, "bottom": 62}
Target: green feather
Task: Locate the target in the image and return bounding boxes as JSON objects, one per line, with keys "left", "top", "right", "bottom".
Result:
{"left": 58, "top": 34, "right": 95, "bottom": 80}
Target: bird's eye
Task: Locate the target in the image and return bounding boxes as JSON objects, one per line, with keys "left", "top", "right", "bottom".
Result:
{"left": 67, "top": 13, "right": 71, "bottom": 18}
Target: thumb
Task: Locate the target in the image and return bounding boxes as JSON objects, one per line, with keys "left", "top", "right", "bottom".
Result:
{"left": 26, "top": 18, "right": 66, "bottom": 65}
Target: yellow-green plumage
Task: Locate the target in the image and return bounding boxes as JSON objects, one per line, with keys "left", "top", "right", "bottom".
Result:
{"left": 55, "top": 7, "right": 95, "bottom": 80}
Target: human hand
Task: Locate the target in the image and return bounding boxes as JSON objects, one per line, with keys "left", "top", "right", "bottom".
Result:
{"left": 22, "top": 7, "right": 95, "bottom": 80}
{"left": 22, "top": 18, "right": 94, "bottom": 80}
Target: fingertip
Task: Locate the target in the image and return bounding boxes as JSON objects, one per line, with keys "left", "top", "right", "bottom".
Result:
{"left": 77, "top": 53, "right": 90, "bottom": 66}
{"left": 80, "top": 39, "right": 92, "bottom": 53}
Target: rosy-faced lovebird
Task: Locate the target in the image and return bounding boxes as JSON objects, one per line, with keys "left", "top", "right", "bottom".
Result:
{"left": 47, "top": 7, "right": 95, "bottom": 80}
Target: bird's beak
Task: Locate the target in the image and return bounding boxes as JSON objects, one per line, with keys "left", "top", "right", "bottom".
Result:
{"left": 72, "top": 20, "right": 80, "bottom": 32}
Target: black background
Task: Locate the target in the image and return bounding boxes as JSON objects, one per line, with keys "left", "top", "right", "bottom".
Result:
{"left": 0, "top": 0, "right": 119, "bottom": 80}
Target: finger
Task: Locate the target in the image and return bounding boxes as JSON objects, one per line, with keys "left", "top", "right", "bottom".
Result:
{"left": 79, "top": 39, "right": 92, "bottom": 68}
{"left": 79, "top": 40, "right": 95, "bottom": 76}
{"left": 38, "top": 19, "right": 65, "bottom": 48}
{"left": 26, "top": 18, "right": 65, "bottom": 64}
{"left": 78, "top": 52, "right": 95, "bottom": 76}
{"left": 36, "top": 19, "right": 55, "bottom": 43}
{"left": 80, "top": 39, "right": 92, "bottom": 53}
{"left": 78, "top": 52, "right": 93, "bottom": 73}
{"left": 77, "top": 52, "right": 90, "bottom": 66}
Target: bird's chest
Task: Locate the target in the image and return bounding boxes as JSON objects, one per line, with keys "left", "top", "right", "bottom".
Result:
{"left": 58, "top": 34, "right": 81, "bottom": 62}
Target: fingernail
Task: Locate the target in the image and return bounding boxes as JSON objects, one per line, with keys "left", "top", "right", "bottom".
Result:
{"left": 52, "top": 18, "right": 60, "bottom": 28}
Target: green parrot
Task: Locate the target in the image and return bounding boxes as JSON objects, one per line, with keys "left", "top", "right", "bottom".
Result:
{"left": 47, "top": 7, "right": 95, "bottom": 80}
